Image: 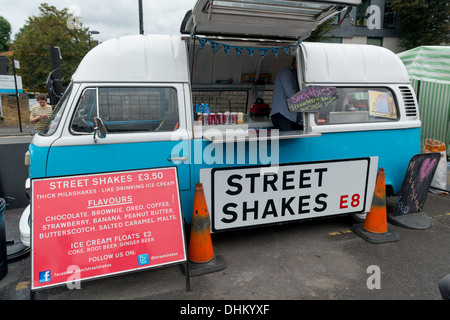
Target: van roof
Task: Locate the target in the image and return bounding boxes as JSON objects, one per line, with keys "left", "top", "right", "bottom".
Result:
{"left": 72, "top": 35, "right": 190, "bottom": 83}
{"left": 72, "top": 34, "right": 410, "bottom": 85}
{"left": 301, "top": 42, "right": 410, "bottom": 84}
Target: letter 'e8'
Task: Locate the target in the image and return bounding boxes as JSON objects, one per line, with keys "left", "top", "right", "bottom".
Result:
{"left": 340, "top": 194, "right": 360, "bottom": 209}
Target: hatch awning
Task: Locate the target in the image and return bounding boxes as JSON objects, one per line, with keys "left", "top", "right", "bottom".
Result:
{"left": 180, "top": 0, "right": 361, "bottom": 40}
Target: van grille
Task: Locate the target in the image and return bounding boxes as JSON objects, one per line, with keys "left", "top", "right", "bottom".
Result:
{"left": 399, "top": 86, "right": 417, "bottom": 117}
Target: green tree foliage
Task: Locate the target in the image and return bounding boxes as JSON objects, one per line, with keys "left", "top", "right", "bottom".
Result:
{"left": 0, "top": 16, "right": 11, "bottom": 51}
{"left": 393, "top": 0, "right": 450, "bottom": 50}
{"left": 306, "top": 18, "right": 338, "bottom": 42}
{"left": 11, "top": 3, "right": 90, "bottom": 88}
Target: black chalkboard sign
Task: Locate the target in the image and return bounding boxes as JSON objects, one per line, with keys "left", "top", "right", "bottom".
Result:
{"left": 287, "top": 86, "right": 338, "bottom": 113}
{"left": 394, "top": 153, "right": 440, "bottom": 216}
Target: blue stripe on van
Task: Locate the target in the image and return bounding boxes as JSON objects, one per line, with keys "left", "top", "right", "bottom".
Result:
{"left": 309, "top": 128, "right": 421, "bottom": 195}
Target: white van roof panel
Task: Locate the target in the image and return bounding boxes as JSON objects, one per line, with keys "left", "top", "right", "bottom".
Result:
{"left": 72, "top": 35, "right": 189, "bottom": 83}
{"left": 300, "top": 42, "right": 410, "bottom": 84}
{"left": 181, "top": 0, "right": 360, "bottom": 40}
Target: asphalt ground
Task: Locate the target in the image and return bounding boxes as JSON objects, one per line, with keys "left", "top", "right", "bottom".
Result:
{"left": 0, "top": 124, "right": 449, "bottom": 311}
{"left": 1, "top": 189, "right": 449, "bottom": 302}
{"left": 0, "top": 124, "right": 33, "bottom": 144}
{"left": 0, "top": 124, "right": 34, "bottom": 137}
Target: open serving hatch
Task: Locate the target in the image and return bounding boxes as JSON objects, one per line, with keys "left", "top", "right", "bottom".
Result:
{"left": 181, "top": 0, "right": 361, "bottom": 40}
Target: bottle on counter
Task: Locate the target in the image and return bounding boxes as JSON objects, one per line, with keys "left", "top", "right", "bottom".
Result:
{"left": 237, "top": 112, "right": 244, "bottom": 124}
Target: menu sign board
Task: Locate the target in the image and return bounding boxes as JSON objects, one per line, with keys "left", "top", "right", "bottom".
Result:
{"left": 31, "top": 167, "right": 186, "bottom": 290}
{"left": 287, "top": 86, "right": 338, "bottom": 113}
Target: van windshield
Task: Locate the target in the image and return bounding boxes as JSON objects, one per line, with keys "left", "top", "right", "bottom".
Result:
{"left": 40, "top": 83, "right": 73, "bottom": 136}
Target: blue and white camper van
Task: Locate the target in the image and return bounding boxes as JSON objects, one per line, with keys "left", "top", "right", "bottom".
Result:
{"left": 19, "top": 0, "right": 421, "bottom": 245}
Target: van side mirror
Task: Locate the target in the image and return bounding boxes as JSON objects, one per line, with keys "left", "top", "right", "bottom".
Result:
{"left": 93, "top": 117, "right": 107, "bottom": 143}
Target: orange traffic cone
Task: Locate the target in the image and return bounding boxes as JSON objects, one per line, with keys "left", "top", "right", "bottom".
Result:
{"left": 351, "top": 168, "right": 399, "bottom": 244}
{"left": 186, "top": 182, "right": 226, "bottom": 276}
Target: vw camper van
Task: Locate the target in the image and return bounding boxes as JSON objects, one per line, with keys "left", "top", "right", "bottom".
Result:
{"left": 20, "top": 0, "right": 420, "bottom": 245}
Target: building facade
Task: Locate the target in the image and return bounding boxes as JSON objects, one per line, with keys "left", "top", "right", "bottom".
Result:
{"left": 326, "top": 0, "right": 402, "bottom": 53}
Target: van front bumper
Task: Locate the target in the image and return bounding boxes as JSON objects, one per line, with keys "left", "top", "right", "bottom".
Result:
{"left": 19, "top": 205, "right": 30, "bottom": 247}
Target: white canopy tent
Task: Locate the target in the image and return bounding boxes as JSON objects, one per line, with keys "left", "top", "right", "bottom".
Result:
{"left": 397, "top": 46, "right": 450, "bottom": 157}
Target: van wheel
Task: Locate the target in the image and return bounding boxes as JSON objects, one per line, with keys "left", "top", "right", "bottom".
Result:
{"left": 351, "top": 212, "right": 367, "bottom": 223}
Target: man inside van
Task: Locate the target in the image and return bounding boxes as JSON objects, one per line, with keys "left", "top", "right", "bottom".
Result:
{"left": 270, "top": 57, "right": 303, "bottom": 131}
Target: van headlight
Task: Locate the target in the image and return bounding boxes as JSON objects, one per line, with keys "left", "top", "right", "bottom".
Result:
{"left": 25, "top": 151, "right": 30, "bottom": 166}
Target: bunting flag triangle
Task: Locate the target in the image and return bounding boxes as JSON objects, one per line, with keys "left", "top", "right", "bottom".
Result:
{"left": 198, "top": 37, "right": 207, "bottom": 49}
{"left": 271, "top": 48, "right": 279, "bottom": 58}
{"left": 192, "top": 34, "right": 301, "bottom": 59}
{"left": 235, "top": 47, "right": 243, "bottom": 58}
{"left": 259, "top": 48, "right": 268, "bottom": 59}
{"left": 211, "top": 42, "right": 219, "bottom": 53}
